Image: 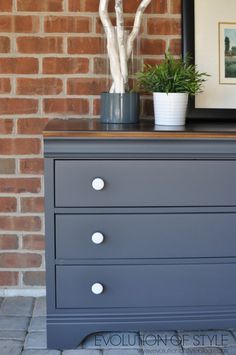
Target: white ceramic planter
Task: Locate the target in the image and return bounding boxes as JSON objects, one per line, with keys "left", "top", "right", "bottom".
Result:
{"left": 153, "top": 92, "right": 188, "bottom": 126}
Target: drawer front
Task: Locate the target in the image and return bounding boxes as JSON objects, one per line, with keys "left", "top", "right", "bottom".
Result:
{"left": 56, "top": 213, "right": 236, "bottom": 259}
{"left": 55, "top": 160, "right": 236, "bottom": 207}
{"left": 56, "top": 264, "right": 236, "bottom": 309}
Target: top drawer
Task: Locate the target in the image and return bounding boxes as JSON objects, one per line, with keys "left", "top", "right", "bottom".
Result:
{"left": 55, "top": 160, "right": 236, "bottom": 207}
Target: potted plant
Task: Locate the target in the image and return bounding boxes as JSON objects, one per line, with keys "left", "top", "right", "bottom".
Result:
{"left": 99, "top": 0, "right": 152, "bottom": 124}
{"left": 137, "top": 53, "right": 209, "bottom": 126}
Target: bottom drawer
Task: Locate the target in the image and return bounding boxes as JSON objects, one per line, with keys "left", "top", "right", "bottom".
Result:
{"left": 56, "top": 264, "right": 236, "bottom": 309}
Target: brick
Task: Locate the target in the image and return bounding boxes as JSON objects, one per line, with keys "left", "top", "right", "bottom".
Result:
{"left": 45, "top": 16, "right": 91, "bottom": 33}
{"left": 68, "top": 37, "right": 104, "bottom": 54}
{"left": 68, "top": 78, "right": 107, "bottom": 95}
{"left": 0, "top": 119, "right": 13, "bottom": 134}
{"left": 1, "top": 296, "right": 34, "bottom": 316}
{"left": 0, "top": 16, "right": 11, "bottom": 32}
{"left": 123, "top": 0, "right": 167, "bottom": 13}
{"left": 17, "top": 37, "right": 63, "bottom": 54}
{"left": 0, "top": 316, "right": 29, "bottom": 330}
{"left": 0, "top": 197, "right": 17, "bottom": 212}
{"left": 0, "top": 99, "right": 38, "bottom": 115}
{"left": 0, "top": 252, "right": 42, "bottom": 267}
{"left": 43, "top": 57, "right": 89, "bottom": 74}
{"left": 0, "top": 339, "right": 20, "bottom": 353}
{"left": 44, "top": 98, "right": 89, "bottom": 115}
{"left": 96, "top": 16, "right": 139, "bottom": 34}
{"left": 151, "top": 0, "right": 168, "bottom": 14}
{"left": 147, "top": 18, "right": 181, "bottom": 35}
{"left": 19, "top": 158, "right": 44, "bottom": 175}
{"left": 17, "top": 0, "right": 63, "bottom": 12}
{"left": 68, "top": 0, "right": 99, "bottom": 12}
{"left": 0, "top": 178, "right": 41, "bottom": 193}
{"left": 143, "top": 97, "right": 154, "bottom": 117}
{"left": 14, "top": 16, "right": 40, "bottom": 33}
{"left": 0, "top": 235, "right": 18, "bottom": 249}
{"left": 0, "top": 216, "right": 41, "bottom": 232}
{"left": 0, "top": 0, "right": 12, "bottom": 12}
{"left": 169, "top": 38, "right": 181, "bottom": 55}
{"left": 33, "top": 297, "right": 46, "bottom": 316}
{"left": 0, "top": 37, "right": 10, "bottom": 52}
{"left": 0, "top": 58, "right": 38, "bottom": 74}
{"left": 22, "top": 235, "right": 45, "bottom": 250}
{"left": 141, "top": 38, "right": 166, "bottom": 55}
{"left": 69, "top": 0, "right": 166, "bottom": 14}
{"left": 24, "top": 331, "right": 47, "bottom": 349}
{"left": 170, "top": 0, "right": 181, "bottom": 14}
{"left": 0, "top": 159, "right": 15, "bottom": 174}
{"left": 0, "top": 272, "right": 18, "bottom": 286}
{"left": 0, "top": 138, "right": 41, "bottom": 155}
{"left": 16, "top": 78, "right": 63, "bottom": 95}
{"left": 23, "top": 271, "right": 45, "bottom": 286}
{"left": 0, "top": 330, "right": 26, "bottom": 340}
{"left": 143, "top": 59, "right": 163, "bottom": 66}
{"left": 94, "top": 57, "right": 107, "bottom": 75}
{"left": 0, "top": 78, "right": 11, "bottom": 94}
{"left": 23, "top": 348, "right": 60, "bottom": 355}
{"left": 17, "top": 118, "right": 49, "bottom": 134}
{"left": 21, "top": 197, "right": 44, "bottom": 213}
{"left": 29, "top": 316, "right": 46, "bottom": 331}
{"left": 223, "top": 347, "right": 236, "bottom": 355}
{"left": 93, "top": 98, "right": 100, "bottom": 116}
{"left": 0, "top": 16, "right": 39, "bottom": 34}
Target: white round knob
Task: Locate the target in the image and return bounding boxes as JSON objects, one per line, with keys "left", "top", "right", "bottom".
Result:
{"left": 92, "top": 178, "right": 105, "bottom": 191}
{"left": 92, "top": 232, "right": 104, "bottom": 244}
{"left": 91, "top": 283, "right": 104, "bottom": 295}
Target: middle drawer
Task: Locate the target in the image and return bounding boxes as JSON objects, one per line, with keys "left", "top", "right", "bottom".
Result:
{"left": 55, "top": 213, "right": 236, "bottom": 259}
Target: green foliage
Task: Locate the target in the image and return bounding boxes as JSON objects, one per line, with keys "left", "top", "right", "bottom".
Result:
{"left": 136, "top": 53, "right": 209, "bottom": 95}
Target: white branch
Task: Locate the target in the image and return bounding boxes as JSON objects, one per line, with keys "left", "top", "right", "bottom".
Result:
{"left": 99, "top": 0, "right": 123, "bottom": 93}
{"left": 115, "top": 0, "right": 128, "bottom": 91}
{"left": 99, "top": 0, "right": 153, "bottom": 93}
{"left": 127, "top": 0, "right": 152, "bottom": 59}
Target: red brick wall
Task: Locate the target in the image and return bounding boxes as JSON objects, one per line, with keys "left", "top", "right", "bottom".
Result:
{"left": 0, "top": 0, "right": 181, "bottom": 289}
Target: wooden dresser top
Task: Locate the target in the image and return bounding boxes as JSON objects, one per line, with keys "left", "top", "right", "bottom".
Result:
{"left": 43, "top": 118, "right": 236, "bottom": 139}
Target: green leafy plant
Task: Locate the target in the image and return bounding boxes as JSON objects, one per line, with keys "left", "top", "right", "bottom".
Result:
{"left": 136, "top": 53, "right": 209, "bottom": 95}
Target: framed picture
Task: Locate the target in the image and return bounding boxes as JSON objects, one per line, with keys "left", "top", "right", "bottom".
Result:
{"left": 182, "top": 0, "right": 236, "bottom": 119}
{"left": 219, "top": 22, "right": 236, "bottom": 84}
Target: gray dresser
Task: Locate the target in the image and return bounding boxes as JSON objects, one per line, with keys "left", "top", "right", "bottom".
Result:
{"left": 43, "top": 119, "right": 236, "bottom": 349}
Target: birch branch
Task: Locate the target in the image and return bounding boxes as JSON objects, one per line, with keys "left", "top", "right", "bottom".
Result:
{"left": 99, "top": 0, "right": 123, "bottom": 93}
{"left": 115, "top": 0, "right": 128, "bottom": 90}
{"left": 127, "top": 0, "right": 152, "bottom": 60}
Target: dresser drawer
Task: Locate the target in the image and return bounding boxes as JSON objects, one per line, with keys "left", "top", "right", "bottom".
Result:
{"left": 56, "top": 263, "right": 236, "bottom": 309}
{"left": 56, "top": 213, "right": 236, "bottom": 259}
{"left": 55, "top": 160, "right": 236, "bottom": 207}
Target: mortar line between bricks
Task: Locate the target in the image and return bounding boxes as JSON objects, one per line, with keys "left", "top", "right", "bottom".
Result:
{"left": 0, "top": 212, "right": 44, "bottom": 216}
{"left": 167, "top": 0, "right": 171, "bottom": 13}
{"left": 0, "top": 155, "right": 43, "bottom": 159}
{"left": 0, "top": 33, "right": 181, "bottom": 39}
{"left": 0, "top": 54, "right": 167, "bottom": 59}
{"left": 0, "top": 194, "right": 44, "bottom": 199}
{"left": 0, "top": 268, "right": 45, "bottom": 272}
{"left": 16, "top": 194, "right": 20, "bottom": 213}
{"left": 0, "top": 11, "right": 180, "bottom": 16}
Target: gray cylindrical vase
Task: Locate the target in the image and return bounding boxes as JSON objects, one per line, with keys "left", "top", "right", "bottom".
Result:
{"left": 100, "top": 92, "right": 140, "bottom": 124}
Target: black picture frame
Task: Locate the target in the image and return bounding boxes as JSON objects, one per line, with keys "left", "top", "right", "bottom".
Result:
{"left": 182, "top": 0, "right": 236, "bottom": 120}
